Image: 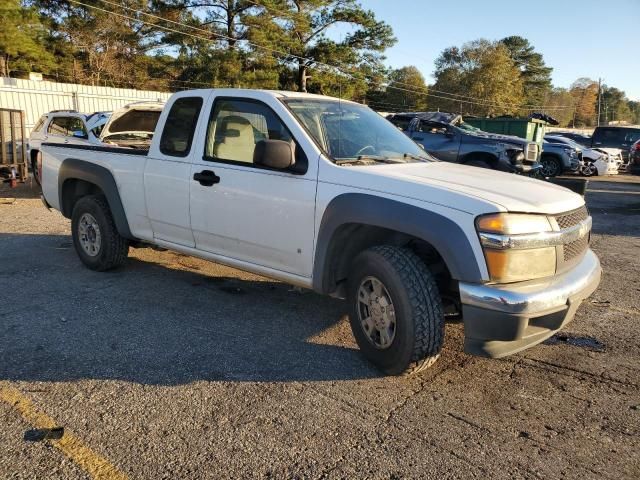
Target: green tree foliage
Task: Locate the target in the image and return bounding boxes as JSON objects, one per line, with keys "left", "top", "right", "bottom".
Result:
{"left": 244, "top": 0, "right": 395, "bottom": 96}
{"left": 542, "top": 87, "right": 575, "bottom": 127}
{"left": 500, "top": 35, "right": 552, "bottom": 107}
{"left": 367, "top": 66, "right": 428, "bottom": 112}
{"left": 431, "top": 40, "right": 524, "bottom": 116}
{"left": 0, "top": 0, "right": 55, "bottom": 77}
{"left": 3, "top": 2, "right": 638, "bottom": 123}
{"left": 600, "top": 86, "right": 632, "bottom": 124}
{"left": 569, "top": 77, "right": 598, "bottom": 127}
{"left": 628, "top": 101, "right": 640, "bottom": 125}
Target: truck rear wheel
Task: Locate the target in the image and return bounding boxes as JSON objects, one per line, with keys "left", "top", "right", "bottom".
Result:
{"left": 346, "top": 246, "right": 444, "bottom": 375}
{"left": 71, "top": 195, "right": 129, "bottom": 271}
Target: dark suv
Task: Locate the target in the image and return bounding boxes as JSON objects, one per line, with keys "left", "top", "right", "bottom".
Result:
{"left": 387, "top": 112, "right": 540, "bottom": 173}
{"left": 591, "top": 126, "right": 640, "bottom": 164}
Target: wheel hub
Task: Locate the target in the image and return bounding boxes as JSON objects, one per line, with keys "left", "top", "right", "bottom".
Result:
{"left": 78, "top": 213, "right": 102, "bottom": 257}
{"left": 357, "top": 276, "right": 396, "bottom": 349}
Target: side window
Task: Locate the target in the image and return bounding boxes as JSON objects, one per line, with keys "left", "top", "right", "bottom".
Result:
{"left": 422, "top": 121, "right": 447, "bottom": 134}
{"left": 625, "top": 130, "right": 640, "bottom": 143}
{"left": 594, "top": 128, "right": 625, "bottom": 143}
{"left": 32, "top": 115, "right": 46, "bottom": 134}
{"left": 47, "top": 117, "right": 87, "bottom": 137}
{"left": 159, "top": 97, "right": 203, "bottom": 157}
{"left": 205, "top": 98, "right": 293, "bottom": 164}
{"left": 388, "top": 116, "right": 410, "bottom": 131}
{"left": 69, "top": 118, "right": 87, "bottom": 137}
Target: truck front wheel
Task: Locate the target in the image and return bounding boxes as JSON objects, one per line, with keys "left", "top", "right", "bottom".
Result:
{"left": 540, "top": 156, "right": 562, "bottom": 177}
{"left": 346, "top": 246, "right": 444, "bottom": 375}
{"left": 71, "top": 195, "right": 129, "bottom": 271}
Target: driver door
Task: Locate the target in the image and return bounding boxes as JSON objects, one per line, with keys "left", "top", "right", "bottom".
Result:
{"left": 189, "top": 96, "right": 317, "bottom": 278}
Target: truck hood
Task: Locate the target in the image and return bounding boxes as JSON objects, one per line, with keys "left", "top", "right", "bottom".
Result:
{"left": 349, "top": 161, "right": 584, "bottom": 215}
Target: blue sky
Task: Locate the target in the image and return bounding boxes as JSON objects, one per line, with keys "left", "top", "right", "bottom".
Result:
{"left": 355, "top": 0, "right": 640, "bottom": 100}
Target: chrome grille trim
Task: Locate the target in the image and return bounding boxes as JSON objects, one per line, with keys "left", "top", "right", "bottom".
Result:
{"left": 555, "top": 206, "right": 588, "bottom": 230}
{"left": 564, "top": 235, "right": 588, "bottom": 262}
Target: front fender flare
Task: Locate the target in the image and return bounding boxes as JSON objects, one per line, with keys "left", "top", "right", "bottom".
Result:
{"left": 312, "top": 193, "right": 484, "bottom": 293}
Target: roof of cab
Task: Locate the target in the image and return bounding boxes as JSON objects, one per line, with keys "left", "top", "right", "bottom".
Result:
{"left": 170, "top": 88, "right": 357, "bottom": 103}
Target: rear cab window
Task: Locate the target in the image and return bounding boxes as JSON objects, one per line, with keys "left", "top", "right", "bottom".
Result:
{"left": 159, "top": 97, "right": 203, "bottom": 157}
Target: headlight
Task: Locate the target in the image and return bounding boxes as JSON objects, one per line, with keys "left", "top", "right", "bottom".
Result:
{"left": 476, "top": 213, "right": 556, "bottom": 283}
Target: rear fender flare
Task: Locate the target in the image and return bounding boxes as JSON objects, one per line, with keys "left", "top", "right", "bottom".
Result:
{"left": 58, "top": 158, "right": 134, "bottom": 240}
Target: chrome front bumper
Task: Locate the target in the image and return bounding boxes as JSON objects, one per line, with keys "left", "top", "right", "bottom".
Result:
{"left": 459, "top": 249, "right": 601, "bottom": 358}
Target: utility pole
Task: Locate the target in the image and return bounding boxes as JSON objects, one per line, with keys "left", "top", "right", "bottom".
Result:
{"left": 597, "top": 77, "right": 602, "bottom": 126}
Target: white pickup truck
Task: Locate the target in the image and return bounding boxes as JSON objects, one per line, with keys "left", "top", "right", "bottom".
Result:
{"left": 40, "top": 89, "right": 601, "bottom": 375}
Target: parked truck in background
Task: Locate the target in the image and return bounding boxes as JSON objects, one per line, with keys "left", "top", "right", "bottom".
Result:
{"left": 39, "top": 89, "right": 601, "bottom": 375}
{"left": 386, "top": 112, "right": 540, "bottom": 173}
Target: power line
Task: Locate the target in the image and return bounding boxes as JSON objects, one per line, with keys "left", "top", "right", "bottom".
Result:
{"left": 92, "top": 0, "right": 313, "bottom": 65}
{"left": 68, "top": 0, "right": 573, "bottom": 112}
{"left": 229, "top": 0, "right": 573, "bottom": 110}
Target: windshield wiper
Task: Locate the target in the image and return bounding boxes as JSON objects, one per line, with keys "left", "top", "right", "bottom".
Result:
{"left": 402, "top": 153, "right": 433, "bottom": 162}
{"left": 335, "top": 155, "right": 403, "bottom": 165}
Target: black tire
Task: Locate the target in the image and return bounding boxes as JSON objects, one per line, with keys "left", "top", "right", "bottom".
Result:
{"left": 581, "top": 161, "right": 597, "bottom": 177}
{"left": 540, "top": 156, "right": 562, "bottom": 177}
{"left": 346, "top": 246, "right": 444, "bottom": 376}
{"left": 465, "top": 159, "right": 492, "bottom": 169}
{"left": 71, "top": 195, "right": 129, "bottom": 271}
{"left": 32, "top": 151, "right": 42, "bottom": 186}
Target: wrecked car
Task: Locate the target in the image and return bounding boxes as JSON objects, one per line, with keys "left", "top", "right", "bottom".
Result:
{"left": 386, "top": 112, "right": 540, "bottom": 173}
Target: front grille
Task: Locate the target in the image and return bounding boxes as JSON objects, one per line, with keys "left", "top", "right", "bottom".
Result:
{"left": 555, "top": 206, "right": 588, "bottom": 229}
{"left": 564, "top": 235, "right": 588, "bottom": 261}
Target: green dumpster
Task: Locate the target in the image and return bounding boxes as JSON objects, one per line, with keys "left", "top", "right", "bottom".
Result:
{"left": 464, "top": 117, "right": 547, "bottom": 144}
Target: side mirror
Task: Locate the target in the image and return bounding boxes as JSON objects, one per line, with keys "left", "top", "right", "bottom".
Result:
{"left": 253, "top": 139, "right": 295, "bottom": 169}
{"left": 72, "top": 130, "right": 88, "bottom": 139}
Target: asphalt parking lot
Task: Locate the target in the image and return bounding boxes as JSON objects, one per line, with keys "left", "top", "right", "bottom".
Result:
{"left": 1, "top": 176, "right": 639, "bottom": 479}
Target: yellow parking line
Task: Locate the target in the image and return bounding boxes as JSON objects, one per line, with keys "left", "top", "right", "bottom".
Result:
{"left": 0, "top": 384, "right": 128, "bottom": 480}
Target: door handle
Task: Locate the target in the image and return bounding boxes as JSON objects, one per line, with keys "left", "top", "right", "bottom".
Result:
{"left": 193, "top": 170, "right": 220, "bottom": 187}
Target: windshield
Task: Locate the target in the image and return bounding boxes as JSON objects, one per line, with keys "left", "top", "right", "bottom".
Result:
{"left": 283, "top": 99, "right": 435, "bottom": 163}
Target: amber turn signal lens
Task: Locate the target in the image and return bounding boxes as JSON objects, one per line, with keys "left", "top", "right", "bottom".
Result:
{"left": 483, "top": 247, "right": 556, "bottom": 283}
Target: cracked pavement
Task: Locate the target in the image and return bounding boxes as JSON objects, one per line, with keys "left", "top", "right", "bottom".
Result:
{"left": 1, "top": 177, "right": 639, "bottom": 479}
